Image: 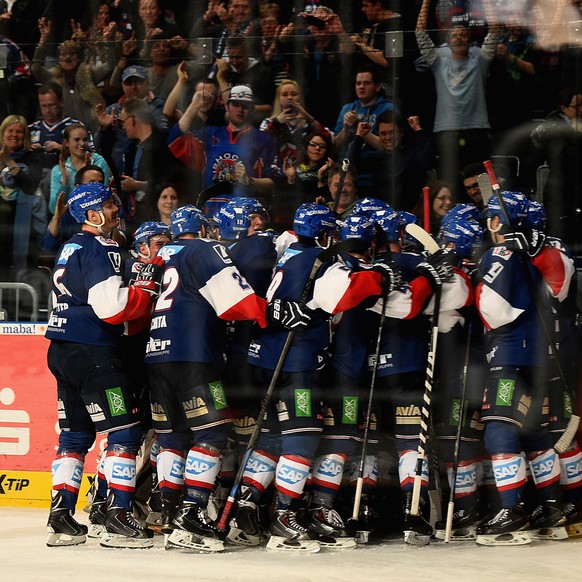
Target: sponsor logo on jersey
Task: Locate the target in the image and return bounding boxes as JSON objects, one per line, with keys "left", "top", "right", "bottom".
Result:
{"left": 294, "top": 389, "right": 311, "bottom": 417}
{"left": 159, "top": 245, "right": 184, "bottom": 260}
{"left": 150, "top": 402, "right": 167, "bottom": 422}
{"left": 86, "top": 402, "right": 106, "bottom": 422}
{"left": 232, "top": 415, "right": 256, "bottom": 435}
{"left": 248, "top": 341, "right": 261, "bottom": 358}
{"left": 277, "top": 464, "right": 308, "bottom": 486}
{"left": 492, "top": 247, "right": 512, "bottom": 259}
{"left": 276, "top": 400, "right": 289, "bottom": 422}
{"left": 247, "top": 457, "right": 274, "bottom": 475}
{"left": 342, "top": 396, "right": 358, "bottom": 425}
{"left": 48, "top": 314, "right": 67, "bottom": 328}
{"left": 209, "top": 381, "right": 228, "bottom": 410}
{"left": 564, "top": 392, "right": 572, "bottom": 418}
{"left": 496, "top": 378, "right": 515, "bottom": 407}
{"left": 170, "top": 459, "right": 185, "bottom": 479}
{"left": 183, "top": 397, "right": 208, "bottom": 418}
{"left": 112, "top": 462, "right": 136, "bottom": 480}
{"left": 323, "top": 406, "right": 335, "bottom": 427}
{"left": 316, "top": 457, "right": 344, "bottom": 478}
{"left": 146, "top": 337, "right": 172, "bottom": 353}
{"left": 455, "top": 467, "right": 477, "bottom": 488}
{"left": 212, "top": 243, "right": 233, "bottom": 264}
{"left": 395, "top": 405, "right": 421, "bottom": 423}
{"left": 565, "top": 459, "right": 582, "bottom": 479}
{"left": 150, "top": 315, "right": 167, "bottom": 330}
{"left": 186, "top": 457, "right": 217, "bottom": 476}
{"left": 56, "top": 243, "right": 82, "bottom": 265}
{"left": 107, "top": 251, "right": 122, "bottom": 272}
{"left": 105, "top": 387, "right": 127, "bottom": 417}
{"left": 531, "top": 457, "right": 556, "bottom": 480}
{"left": 449, "top": 398, "right": 461, "bottom": 427}
{"left": 493, "top": 461, "right": 521, "bottom": 481}
{"left": 369, "top": 352, "right": 393, "bottom": 368}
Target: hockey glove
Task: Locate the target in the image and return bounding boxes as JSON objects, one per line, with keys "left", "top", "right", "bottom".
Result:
{"left": 503, "top": 230, "right": 529, "bottom": 252}
{"left": 526, "top": 229, "right": 546, "bottom": 257}
{"left": 267, "top": 299, "right": 311, "bottom": 330}
{"left": 132, "top": 256, "right": 165, "bottom": 298}
{"left": 416, "top": 248, "right": 455, "bottom": 288}
{"left": 372, "top": 261, "right": 403, "bottom": 293}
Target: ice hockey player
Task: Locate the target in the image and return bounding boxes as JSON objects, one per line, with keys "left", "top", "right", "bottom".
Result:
{"left": 475, "top": 191, "right": 571, "bottom": 545}
{"left": 45, "top": 182, "right": 165, "bottom": 549}
{"left": 145, "top": 204, "right": 308, "bottom": 552}
{"left": 369, "top": 208, "right": 462, "bottom": 546}
{"left": 235, "top": 203, "right": 399, "bottom": 552}
{"left": 523, "top": 200, "right": 582, "bottom": 538}
{"left": 432, "top": 216, "right": 487, "bottom": 540}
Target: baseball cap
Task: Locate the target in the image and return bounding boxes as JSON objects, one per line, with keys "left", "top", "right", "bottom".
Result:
{"left": 122, "top": 65, "right": 148, "bottom": 83}
{"left": 228, "top": 85, "right": 254, "bottom": 103}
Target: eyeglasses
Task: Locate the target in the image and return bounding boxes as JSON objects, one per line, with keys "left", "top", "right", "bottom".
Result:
{"left": 118, "top": 114, "right": 135, "bottom": 126}
{"left": 464, "top": 182, "right": 480, "bottom": 191}
{"left": 567, "top": 102, "right": 582, "bottom": 109}
{"left": 307, "top": 141, "right": 326, "bottom": 150}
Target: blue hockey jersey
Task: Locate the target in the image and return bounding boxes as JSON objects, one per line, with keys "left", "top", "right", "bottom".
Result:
{"left": 45, "top": 232, "right": 152, "bottom": 347}
{"left": 145, "top": 238, "right": 268, "bottom": 367}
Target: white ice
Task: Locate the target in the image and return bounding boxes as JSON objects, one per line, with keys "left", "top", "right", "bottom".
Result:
{"left": 2, "top": 507, "right": 582, "bottom": 582}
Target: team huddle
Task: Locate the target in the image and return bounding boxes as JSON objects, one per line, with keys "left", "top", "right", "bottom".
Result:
{"left": 43, "top": 178, "right": 582, "bottom": 553}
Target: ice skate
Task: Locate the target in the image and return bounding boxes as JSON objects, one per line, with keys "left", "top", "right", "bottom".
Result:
{"left": 159, "top": 489, "right": 182, "bottom": 535}
{"left": 266, "top": 509, "right": 320, "bottom": 553}
{"left": 564, "top": 501, "right": 582, "bottom": 538}
{"left": 46, "top": 492, "right": 88, "bottom": 547}
{"left": 434, "top": 507, "right": 480, "bottom": 541}
{"left": 165, "top": 501, "right": 225, "bottom": 552}
{"left": 145, "top": 487, "right": 163, "bottom": 529}
{"left": 305, "top": 507, "right": 356, "bottom": 550}
{"left": 87, "top": 495, "right": 107, "bottom": 538}
{"left": 100, "top": 502, "right": 154, "bottom": 549}
{"left": 226, "top": 490, "right": 266, "bottom": 547}
{"left": 475, "top": 505, "right": 532, "bottom": 546}
{"left": 403, "top": 493, "right": 432, "bottom": 546}
{"left": 529, "top": 501, "right": 567, "bottom": 541}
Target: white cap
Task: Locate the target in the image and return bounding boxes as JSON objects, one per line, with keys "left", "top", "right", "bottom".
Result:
{"left": 228, "top": 85, "right": 254, "bottom": 103}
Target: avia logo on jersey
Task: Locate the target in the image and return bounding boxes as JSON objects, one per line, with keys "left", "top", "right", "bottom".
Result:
{"left": 170, "top": 459, "right": 185, "bottom": 479}
{"left": 531, "top": 458, "right": 556, "bottom": 480}
{"left": 212, "top": 153, "right": 240, "bottom": 182}
{"left": 112, "top": 462, "right": 136, "bottom": 480}
{"left": 183, "top": 397, "right": 208, "bottom": 419}
{"left": 496, "top": 379, "right": 515, "bottom": 407}
{"left": 159, "top": 245, "right": 184, "bottom": 261}
{"left": 278, "top": 465, "right": 308, "bottom": 486}
{"left": 493, "top": 462, "right": 521, "bottom": 481}
{"left": 150, "top": 402, "right": 167, "bottom": 422}
{"left": 48, "top": 313, "right": 67, "bottom": 328}
{"left": 186, "top": 457, "right": 217, "bottom": 475}
{"left": 107, "top": 251, "right": 121, "bottom": 273}
{"left": 395, "top": 405, "right": 421, "bottom": 417}
{"left": 56, "top": 243, "right": 82, "bottom": 265}
{"left": 318, "top": 458, "right": 344, "bottom": 478}
{"left": 146, "top": 337, "right": 172, "bottom": 353}
{"left": 85, "top": 402, "right": 106, "bottom": 422}
{"left": 276, "top": 400, "right": 289, "bottom": 422}
{"left": 150, "top": 315, "right": 167, "bottom": 330}
{"left": 212, "top": 243, "right": 233, "bottom": 265}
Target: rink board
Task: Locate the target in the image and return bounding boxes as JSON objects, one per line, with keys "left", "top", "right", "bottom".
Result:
{"left": 0, "top": 324, "right": 103, "bottom": 508}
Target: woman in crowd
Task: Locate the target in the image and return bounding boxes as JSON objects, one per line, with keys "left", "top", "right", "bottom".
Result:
{"left": 49, "top": 122, "right": 110, "bottom": 215}
{"left": 411, "top": 178, "right": 455, "bottom": 235}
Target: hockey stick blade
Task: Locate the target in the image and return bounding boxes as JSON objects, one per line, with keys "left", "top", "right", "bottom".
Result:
{"left": 405, "top": 223, "right": 439, "bottom": 255}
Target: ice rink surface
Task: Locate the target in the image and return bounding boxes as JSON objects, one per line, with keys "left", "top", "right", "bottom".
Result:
{"left": 3, "top": 507, "right": 582, "bottom": 582}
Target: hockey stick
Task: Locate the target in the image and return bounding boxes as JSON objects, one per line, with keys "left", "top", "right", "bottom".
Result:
{"left": 423, "top": 186, "right": 431, "bottom": 233}
{"left": 350, "top": 225, "right": 394, "bottom": 529}
{"left": 444, "top": 321, "right": 472, "bottom": 543}
{"left": 331, "top": 158, "right": 351, "bottom": 215}
{"left": 404, "top": 223, "right": 442, "bottom": 516}
{"left": 477, "top": 173, "right": 495, "bottom": 206}
{"left": 482, "top": 160, "right": 580, "bottom": 454}
{"left": 217, "top": 242, "right": 342, "bottom": 531}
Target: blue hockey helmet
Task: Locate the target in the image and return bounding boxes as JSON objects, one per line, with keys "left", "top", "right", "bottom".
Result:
{"left": 525, "top": 200, "right": 547, "bottom": 231}
{"left": 231, "top": 196, "right": 267, "bottom": 216}
{"left": 133, "top": 221, "right": 172, "bottom": 254}
{"left": 293, "top": 203, "right": 337, "bottom": 239}
{"left": 440, "top": 203, "right": 481, "bottom": 230}
{"left": 397, "top": 211, "right": 423, "bottom": 250}
{"left": 68, "top": 182, "right": 117, "bottom": 224}
{"left": 171, "top": 204, "right": 208, "bottom": 237}
{"left": 486, "top": 191, "right": 528, "bottom": 227}
{"left": 338, "top": 213, "right": 376, "bottom": 245}
{"left": 372, "top": 207, "right": 401, "bottom": 241}
{"left": 440, "top": 217, "right": 483, "bottom": 258}
{"left": 213, "top": 200, "right": 251, "bottom": 241}
{"left": 352, "top": 197, "right": 389, "bottom": 217}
